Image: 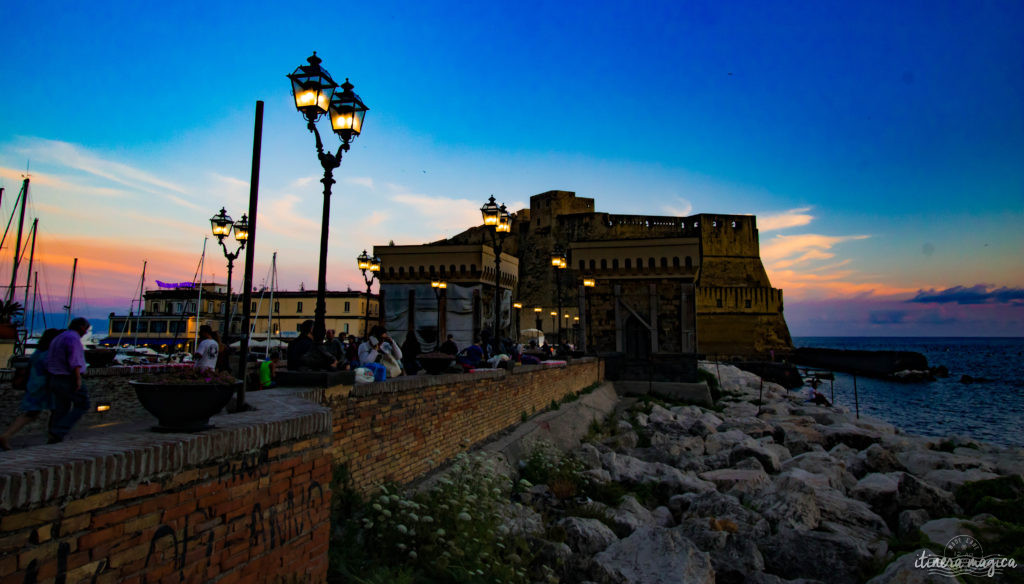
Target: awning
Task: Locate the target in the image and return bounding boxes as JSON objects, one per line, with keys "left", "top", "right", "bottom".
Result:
{"left": 97, "top": 337, "right": 195, "bottom": 347}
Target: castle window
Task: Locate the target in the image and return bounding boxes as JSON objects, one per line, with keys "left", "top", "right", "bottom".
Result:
{"left": 612, "top": 258, "right": 619, "bottom": 269}
{"left": 601, "top": 259, "right": 607, "bottom": 270}
{"left": 398, "top": 267, "right": 405, "bottom": 275}
{"left": 589, "top": 260, "right": 596, "bottom": 270}
{"left": 660, "top": 257, "right": 668, "bottom": 268}
{"left": 460, "top": 264, "right": 466, "bottom": 274}
{"left": 579, "top": 260, "right": 585, "bottom": 270}
{"left": 419, "top": 266, "right": 425, "bottom": 275}
{"left": 637, "top": 258, "right": 643, "bottom": 270}
{"left": 450, "top": 264, "right": 456, "bottom": 274}
{"left": 625, "top": 258, "right": 631, "bottom": 269}
{"left": 389, "top": 267, "right": 395, "bottom": 276}
{"left": 745, "top": 299, "right": 752, "bottom": 308}
{"left": 716, "top": 298, "right": 723, "bottom": 308}
{"left": 297, "top": 301, "right": 303, "bottom": 313}
{"left": 672, "top": 257, "right": 680, "bottom": 268}
{"left": 152, "top": 302, "right": 160, "bottom": 312}
{"left": 685, "top": 256, "right": 693, "bottom": 269}
{"left": 648, "top": 257, "right": 655, "bottom": 268}
{"left": 344, "top": 301, "right": 351, "bottom": 312}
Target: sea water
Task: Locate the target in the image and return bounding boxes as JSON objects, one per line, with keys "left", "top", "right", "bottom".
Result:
{"left": 792, "top": 337, "right": 1024, "bottom": 448}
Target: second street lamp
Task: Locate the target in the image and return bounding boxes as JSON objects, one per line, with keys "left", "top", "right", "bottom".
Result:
{"left": 288, "top": 52, "right": 368, "bottom": 344}
{"left": 551, "top": 245, "right": 567, "bottom": 343}
{"left": 582, "top": 277, "right": 595, "bottom": 353}
{"left": 431, "top": 279, "right": 447, "bottom": 345}
{"left": 357, "top": 250, "right": 381, "bottom": 337}
{"left": 209, "top": 208, "right": 249, "bottom": 339}
{"left": 480, "top": 195, "right": 511, "bottom": 347}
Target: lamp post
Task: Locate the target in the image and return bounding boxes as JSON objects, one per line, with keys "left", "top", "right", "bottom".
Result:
{"left": 480, "top": 195, "right": 511, "bottom": 345}
{"left": 512, "top": 302, "right": 522, "bottom": 344}
{"left": 209, "top": 208, "right": 249, "bottom": 339}
{"left": 431, "top": 279, "right": 447, "bottom": 346}
{"left": 550, "top": 245, "right": 567, "bottom": 343}
{"left": 288, "top": 52, "right": 368, "bottom": 344}
{"left": 549, "top": 311, "right": 558, "bottom": 336}
{"left": 533, "top": 307, "right": 543, "bottom": 332}
{"left": 357, "top": 250, "right": 381, "bottom": 337}
{"left": 582, "top": 277, "right": 595, "bottom": 353}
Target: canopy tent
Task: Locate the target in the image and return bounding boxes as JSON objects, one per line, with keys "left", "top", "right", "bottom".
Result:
{"left": 229, "top": 338, "right": 288, "bottom": 350}
{"left": 520, "top": 328, "right": 545, "bottom": 345}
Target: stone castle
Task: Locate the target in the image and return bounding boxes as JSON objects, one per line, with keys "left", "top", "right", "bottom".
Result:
{"left": 375, "top": 190, "right": 792, "bottom": 358}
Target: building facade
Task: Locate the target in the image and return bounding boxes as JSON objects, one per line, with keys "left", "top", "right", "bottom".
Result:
{"left": 375, "top": 190, "right": 791, "bottom": 358}
{"left": 104, "top": 284, "right": 379, "bottom": 351}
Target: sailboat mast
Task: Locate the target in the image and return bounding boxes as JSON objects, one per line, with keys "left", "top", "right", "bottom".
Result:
{"left": 64, "top": 258, "right": 78, "bottom": 327}
{"left": 30, "top": 271, "right": 39, "bottom": 333}
{"left": 269, "top": 252, "right": 277, "bottom": 355}
{"left": 20, "top": 219, "right": 38, "bottom": 330}
{"left": 134, "top": 261, "right": 146, "bottom": 347}
{"left": 195, "top": 238, "right": 207, "bottom": 352}
{"left": 6, "top": 177, "right": 28, "bottom": 304}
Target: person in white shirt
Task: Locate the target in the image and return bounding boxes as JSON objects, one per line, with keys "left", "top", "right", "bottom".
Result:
{"left": 358, "top": 326, "right": 403, "bottom": 380}
{"left": 194, "top": 325, "right": 219, "bottom": 371}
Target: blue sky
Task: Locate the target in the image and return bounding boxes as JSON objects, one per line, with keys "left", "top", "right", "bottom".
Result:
{"left": 1, "top": 0, "right": 1021, "bottom": 336}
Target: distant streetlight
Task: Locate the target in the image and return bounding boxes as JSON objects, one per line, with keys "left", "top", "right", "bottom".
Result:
{"left": 431, "top": 279, "right": 447, "bottom": 345}
{"left": 551, "top": 245, "right": 568, "bottom": 342}
{"left": 209, "top": 207, "right": 249, "bottom": 338}
{"left": 533, "top": 306, "right": 543, "bottom": 331}
{"left": 480, "top": 195, "right": 511, "bottom": 344}
{"left": 288, "top": 52, "right": 368, "bottom": 344}
{"left": 582, "top": 277, "right": 595, "bottom": 353}
{"left": 512, "top": 302, "right": 522, "bottom": 343}
{"left": 356, "top": 249, "right": 381, "bottom": 337}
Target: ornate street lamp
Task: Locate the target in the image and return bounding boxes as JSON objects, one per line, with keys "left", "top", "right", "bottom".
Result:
{"left": 288, "top": 52, "right": 368, "bottom": 344}
{"left": 357, "top": 249, "right": 381, "bottom": 337}
{"left": 533, "top": 306, "right": 543, "bottom": 331}
{"left": 512, "top": 302, "right": 522, "bottom": 344}
{"left": 431, "top": 279, "right": 447, "bottom": 345}
{"left": 551, "top": 245, "right": 568, "bottom": 343}
{"left": 209, "top": 208, "right": 249, "bottom": 338}
{"left": 480, "top": 195, "right": 511, "bottom": 346}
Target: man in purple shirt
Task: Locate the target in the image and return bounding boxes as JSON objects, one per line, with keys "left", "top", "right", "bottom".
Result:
{"left": 46, "top": 317, "right": 91, "bottom": 443}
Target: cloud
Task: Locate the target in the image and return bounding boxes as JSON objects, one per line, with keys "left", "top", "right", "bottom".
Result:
{"left": 345, "top": 176, "right": 375, "bottom": 189}
{"left": 760, "top": 233, "right": 869, "bottom": 263}
{"left": 662, "top": 197, "right": 693, "bottom": 217}
{"left": 758, "top": 207, "right": 814, "bottom": 231}
{"left": 869, "top": 310, "right": 907, "bottom": 324}
{"left": 909, "top": 285, "right": 1024, "bottom": 306}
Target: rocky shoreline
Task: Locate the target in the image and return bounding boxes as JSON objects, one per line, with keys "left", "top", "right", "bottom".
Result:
{"left": 486, "top": 361, "right": 1024, "bottom": 583}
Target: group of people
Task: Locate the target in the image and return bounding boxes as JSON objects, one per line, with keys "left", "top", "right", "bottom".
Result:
{"left": 0, "top": 317, "right": 93, "bottom": 450}
{"left": 284, "top": 321, "right": 406, "bottom": 382}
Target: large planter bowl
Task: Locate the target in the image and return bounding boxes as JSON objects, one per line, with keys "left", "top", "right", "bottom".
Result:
{"left": 130, "top": 380, "right": 240, "bottom": 432}
{"left": 417, "top": 352, "right": 455, "bottom": 375}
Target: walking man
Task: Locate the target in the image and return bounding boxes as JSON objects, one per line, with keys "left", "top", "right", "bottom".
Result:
{"left": 47, "top": 317, "right": 91, "bottom": 444}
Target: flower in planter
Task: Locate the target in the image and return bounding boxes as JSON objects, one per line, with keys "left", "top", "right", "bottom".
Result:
{"left": 136, "top": 367, "right": 238, "bottom": 385}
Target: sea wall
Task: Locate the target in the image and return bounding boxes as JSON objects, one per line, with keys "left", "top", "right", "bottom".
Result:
{"left": 327, "top": 357, "right": 604, "bottom": 492}
{"left": 0, "top": 389, "right": 332, "bottom": 583}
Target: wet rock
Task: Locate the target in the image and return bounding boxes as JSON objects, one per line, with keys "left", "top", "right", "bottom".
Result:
{"left": 593, "top": 526, "right": 714, "bottom": 584}
{"left": 718, "top": 416, "right": 776, "bottom": 439}
{"left": 558, "top": 516, "right": 618, "bottom": 554}
{"left": 819, "top": 423, "right": 883, "bottom": 451}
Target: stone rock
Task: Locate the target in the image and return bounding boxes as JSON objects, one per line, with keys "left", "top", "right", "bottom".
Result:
{"left": 729, "top": 442, "right": 783, "bottom": 473}
{"left": 861, "top": 444, "right": 905, "bottom": 474}
{"left": 718, "top": 416, "right": 777, "bottom": 439}
{"left": 735, "top": 456, "right": 765, "bottom": 471}
{"left": 745, "top": 574, "right": 826, "bottom": 584}
{"left": 558, "top": 516, "right": 618, "bottom": 555}
{"left": 897, "top": 509, "right": 929, "bottom": 537}
{"left": 895, "top": 450, "right": 994, "bottom": 477}
{"left": 601, "top": 452, "right": 714, "bottom": 493}
{"left": 634, "top": 412, "right": 649, "bottom": 427}
{"left": 760, "top": 526, "right": 874, "bottom": 584}
{"left": 753, "top": 470, "right": 823, "bottom": 530}
{"left": 919, "top": 517, "right": 976, "bottom": 547}
{"left": 791, "top": 404, "right": 849, "bottom": 425}
{"left": 699, "top": 468, "right": 771, "bottom": 497}
{"left": 677, "top": 517, "right": 764, "bottom": 583}
{"left": 604, "top": 429, "right": 639, "bottom": 451}
{"left": 503, "top": 502, "right": 544, "bottom": 537}
{"left": 895, "top": 472, "right": 959, "bottom": 517}
{"left": 784, "top": 451, "right": 856, "bottom": 493}
{"left": 581, "top": 468, "right": 612, "bottom": 484}
{"left": 682, "top": 490, "right": 770, "bottom": 539}
{"left": 593, "top": 526, "right": 714, "bottom": 584}
{"left": 815, "top": 488, "right": 892, "bottom": 540}
{"left": 850, "top": 472, "right": 901, "bottom": 525}
{"left": 577, "top": 442, "right": 603, "bottom": 469}
{"left": 704, "top": 430, "right": 752, "bottom": 455}
{"left": 866, "top": 551, "right": 953, "bottom": 583}
{"left": 922, "top": 468, "right": 1000, "bottom": 492}
{"left": 720, "top": 401, "right": 760, "bottom": 418}
{"left": 688, "top": 418, "right": 719, "bottom": 438}
{"left": 775, "top": 421, "right": 826, "bottom": 455}
{"left": 820, "top": 423, "right": 883, "bottom": 450}
{"left": 651, "top": 506, "right": 675, "bottom": 527}
{"left": 609, "top": 495, "right": 654, "bottom": 535}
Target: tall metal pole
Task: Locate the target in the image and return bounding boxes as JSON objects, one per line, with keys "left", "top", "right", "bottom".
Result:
{"left": 7, "top": 178, "right": 28, "bottom": 304}
{"left": 21, "top": 220, "right": 37, "bottom": 326}
{"left": 237, "top": 100, "right": 264, "bottom": 407}
{"left": 555, "top": 268, "right": 563, "bottom": 342}
{"left": 223, "top": 259, "right": 234, "bottom": 339}
{"left": 309, "top": 123, "right": 342, "bottom": 346}
{"left": 493, "top": 242, "right": 502, "bottom": 345}
{"left": 64, "top": 258, "right": 78, "bottom": 327}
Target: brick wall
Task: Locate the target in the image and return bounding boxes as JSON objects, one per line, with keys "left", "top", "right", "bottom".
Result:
{"left": 0, "top": 389, "right": 332, "bottom": 583}
{"left": 328, "top": 358, "right": 603, "bottom": 492}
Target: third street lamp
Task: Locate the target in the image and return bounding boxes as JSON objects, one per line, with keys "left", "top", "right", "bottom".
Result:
{"left": 209, "top": 208, "right": 249, "bottom": 338}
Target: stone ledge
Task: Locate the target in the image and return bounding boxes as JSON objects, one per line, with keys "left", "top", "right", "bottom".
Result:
{"left": 0, "top": 389, "right": 331, "bottom": 511}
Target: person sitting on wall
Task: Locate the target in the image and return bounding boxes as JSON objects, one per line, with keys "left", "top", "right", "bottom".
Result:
{"left": 258, "top": 350, "right": 281, "bottom": 389}
{"left": 287, "top": 320, "right": 315, "bottom": 370}
{"left": 358, "top": 325, "right": 402, "bottom": 381}
{"left": 194, "top": 325, "right": 219, "bottom": 371}
{"left": 456, "top": 338, "right": 485, "bottom": 370}
{"left": 401, "top": 333, "right": 422, "bottom": 375}
{"left": 439, "top": 334, "right": 458, "bottom": 356}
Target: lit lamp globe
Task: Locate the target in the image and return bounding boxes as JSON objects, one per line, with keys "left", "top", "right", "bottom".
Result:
{"left": 232, "top": 215, "right": 250, "bottom": 243}
{"left": 329, "top": 79, "right": 369, "bottom": 147}
{"left": 369, "top": 255, "right": 382, "bottom": 272}
{"left": 431, "top": 280, "right": 447, "bottom": 290}
{"left": 480, "top": 195, "right": 500, "bottom": 227}
{"left": 210, "top": 208, "right": 234, "bottom": 240}
{"left": 287, "top": 52, "right": 337, "bottom": 122}
{"left": 356, "top": 250, "right": 372, "bottom": 271}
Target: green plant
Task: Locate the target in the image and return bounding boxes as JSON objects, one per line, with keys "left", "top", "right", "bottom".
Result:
{"left": 549, "top": 399, "right": 560, "bottom": 411}
{"left": 519, "top": 440, "right": 586, "bottom": 499}
{"left": 520, "top": 411, "right": 528, "bottom": 423}
{"left": 0, "top": 300, "right": 23, "bottom": 325}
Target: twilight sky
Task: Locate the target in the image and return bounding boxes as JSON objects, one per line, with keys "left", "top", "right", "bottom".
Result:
{"left": 1, "top": 1, "right": 1021, "bottom": 336}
